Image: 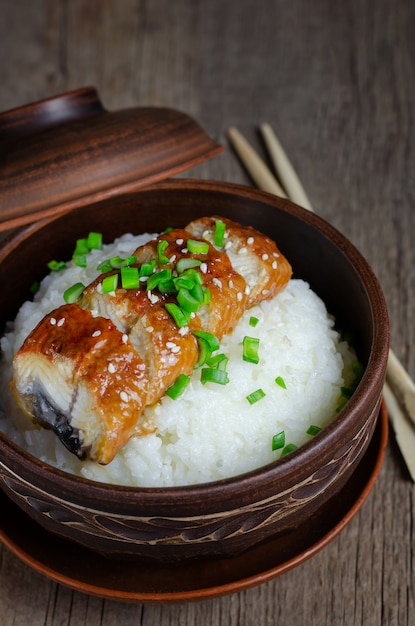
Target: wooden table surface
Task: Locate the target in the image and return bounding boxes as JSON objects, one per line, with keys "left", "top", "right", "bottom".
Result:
{"left": 0, "top": 1, "right": 414, "bottom": 624}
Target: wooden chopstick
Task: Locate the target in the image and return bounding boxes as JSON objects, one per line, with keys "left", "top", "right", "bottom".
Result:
{"left": 228, "top": 123, "right": 415, "bottom": 481}
{"left": 228, "top": 127, "right": 287, "bottom": 198}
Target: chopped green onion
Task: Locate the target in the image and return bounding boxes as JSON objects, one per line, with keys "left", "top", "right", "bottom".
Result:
{"left": 121, "top": 266, "right": 139, "bottom": 289}
{"left": 280, "top": 443, "right": 298, "bottom": 457}
{"left": 187, "top": 239, "right": 209, "bottom": 255}
{"left": 102, "top": 274, "right": 119, "bottom": 293}
{"left": 64, "top": 282, "right": 85, "bottom": 303}
{"left": 97, "top": 259, "right": 112, "bottom": 273}
{"left": 190, "top": 282, "right": 204, "bottom": 303}
{"left": 243, "top": 336, "right": 260, "bottom": 364}
{"left": 165, "top": 374, "right": 190, "bottom": 399}
{"left": 195, "top": 337, "right": 212, "bottom": 368}
{"left": 201, "top": 367, "right": 229, "bottom": 385}
{"left": 207, "top": 353, "right": 229, "bottom": 370}
{"left": 214, "top": 219, "right": 226, "bottom": 247}
{"left": 157, "top": 239, "right": 170, "bottom": 264}
{"left": 177, "top": 288, "right": 200, "bottom": 313}
{"left": 246, "top": 388, "right": 266, "bottom": 404}
{"left": 182, "top": 268, "right": 203, "bottom": 284}
{"left": 275, "top": 376, "right": 287, "bottom": 389}
{"left": 173, "top": 275, "right": 196, "bottom": 290}
{"left": 249, "top": 316, "right": 259, "bottom": 327}
{"left": 176, "top": 258, "right": 202, "bottom": 273}
{"left": 203, "top": 287, "right": 211, "bottom": 304}
{"left": 30, "top": 281, "right": 40, "bottom": 295}
{"left": 47, "top": 260, "right": 66, "bottom": 272}
{"left": 87, "top": 232, "right": 103, "bottom": 250}
{"left": 163, "top": 226, "right": 173, "bottom": 233}
{"left": 165, "top": 303, "right": 190, "bottom": 328}
{"left": 139, "top": 259, "right": 156, "bottom": 277}
{"left": 147, "top": 269, "right": 173, "bottom": 291}
{"left": 193, "top": 331, "right": 220, "bottom": 352}
{"left": 272, "top": 431, "right": 285, "bottom": 451}
{"left": 74, "top": 238, "right": 89, "bottom": 256}
{"left": 307, "top": 425, "right": 322, "bottom": 436}
{"left": 158, "top": 279, "right": 176, "bottom": 294}
{"left": 72, "top": 254, "right": 87, "bottom": 268}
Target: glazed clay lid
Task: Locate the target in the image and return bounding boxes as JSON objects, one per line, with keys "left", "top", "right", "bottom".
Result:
{"left": 0, "top": 86, "right": 223, "bottom": 231}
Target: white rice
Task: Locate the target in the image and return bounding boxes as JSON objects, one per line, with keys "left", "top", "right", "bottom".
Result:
{"left": 0, "top": 233, "right": 357, "bottom": 487}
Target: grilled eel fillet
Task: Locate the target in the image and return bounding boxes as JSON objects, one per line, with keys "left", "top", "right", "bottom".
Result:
{"left": 12, "top": 217, "right": 292, "bottom": 464}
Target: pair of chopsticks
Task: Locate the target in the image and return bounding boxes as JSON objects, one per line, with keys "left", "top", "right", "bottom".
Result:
{"left": 228, "top": 123, "right": 415, "bottom": 482}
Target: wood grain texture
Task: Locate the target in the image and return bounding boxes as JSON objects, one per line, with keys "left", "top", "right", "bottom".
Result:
{"left": 0, "top": 0, "right": 414, "bottom": 624}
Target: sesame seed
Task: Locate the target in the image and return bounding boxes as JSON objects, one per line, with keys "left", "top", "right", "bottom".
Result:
{"left": 122, "top": 334, "right": 128, "bottom": 343}
{"left": 50, "top": 317, "right": 57, "bottom": 325}
{"left": 262, "top": 289, "right": 269, "bottom": 295}
{"left": 272, "top": 260, "right": 278, "bottom": 269}
{"left": 97, "top": 283, "right": 103, "bottom": 293}
{"left": 169, "top": 255, "right": 177, "bottom": 263}
{"left": 145, "top": 326, "right": 154, "bottom": 333}
{"left": 178, "top": 326, "right": 189, "bottom": 335}
{"left": 225, "top": 241, "right": 232, "bottom": 250}
{"left": 262, "top": 253, "right": 269, "bottom": 261}
{"left": 238, "top": 247, "right": 247, "bottom": 255}
{"left": 166, "top": 341, "right": 176, "bottom": 349}
{"left": 200, "top": 262, "right": 208, "bottom": 274}
{"left": 245, "top": 285, "right": 251, "bottom": 295}
{"left": 229, "top": 279, "right": 234, "bottom": 288}
{"left": 176, "top": 238, "right": 184, "bottom": 245}
{"left": 108, "top": 362, "right": 117, "bottom": 374}
{"left": 237, "top": 292, "right": 243, "bottom": 301}
{"left": 273, "top": 251, "right": 280, "bottom": 258}
{"left": 92, "top": 330, "right": 101, "bottom": 337}
{"left": 57, "top": 318, "right": 65, "bottom": 327}
{"left": 247, "top": 237, "right": 254, "bottom": 245}
{"left": 120, "top": 391, "right": 129, "bottom": 402}
{"left": 181, "top": 248, "right": 188, "bottom": 254}
{"left": 213, "top": 277, "right": 222, "bottom": 288}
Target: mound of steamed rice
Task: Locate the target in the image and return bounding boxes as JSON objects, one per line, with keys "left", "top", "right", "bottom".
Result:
{"left": 0, "top": 232, "right": 357, "bottom": 487}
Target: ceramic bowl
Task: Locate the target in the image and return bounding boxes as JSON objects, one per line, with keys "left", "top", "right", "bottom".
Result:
{"left": 0, "top": 180, "right": 389, "bottom": 561}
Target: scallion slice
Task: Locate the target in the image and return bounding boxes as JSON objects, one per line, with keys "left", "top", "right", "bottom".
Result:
{"left": 139, "top": 259, "right": 156, "bottom": 278}
{"left": 201, "top": 367, "right": 229, "bottom": 385}
{"left": 72, "top": 254, "right": 87, "bottom": 268}
{"left": 280, "top": 443, "right": 298, "bottom": 457}
{"left": 87, "top": 232, "right": 103, "bottom": 250}
{"left": 275, "top": 376, "right": 287, "bottom": 389}
{"left": 246, "top": 388, "right": 266, "bottom": 404}
{"left": 249, "top": 316, "right": 259, "bottom": 327}
{"left": 165, "top": 303, "right": 190, "bottom": 328}
{"left": 47, "top": 260, "right": 66, "bottom": 272}
{"left": 306, "top": 425, "right": 322, "bottom": 436}
{"left": 147, "top": 269, "right": 173, "bottom": 291}
{"left": 173, "top": 275, "right": 195, "bottom": 290}
{"left": 207, "top": 353, "right": 229, "bottom": 370}
{"left": 74, "top": 238, "right": 89, "bottom": 256}
{"left": 272, "top": 431, "right": 285, "bottom": 451}
{"left": 176, "top": 258, "right": 202, "bottom": 273}
{"left": 177, "top": 288, "right": 201, "bottom": 313}
{"left": 102, "top": 274, "right": 119, "bottom": 294}
{"left": 165, "top": 374, "right": 190, "bottom": 399}
{"left": 121, "top": 266, "right": 139, "bottom": 289}
{"left": 214, "top": 219, "right": 226, "bottom": 247}
{"left": 157, "top": 239, "right": 170, "bottom": 264}
{"left": 193, "top": 331, "right": 220, "bottom": 352}
{"left": 243, "top": 336, "right": 260, "bottom": 364}
{"left": 157, "top": 279, "right": 176, "bottom": 294}
{"left": 64, "top": 282, "right": 85, "bottom": 303}
{"left": 187, "top": 239, "right": 209, "bottom": 255}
